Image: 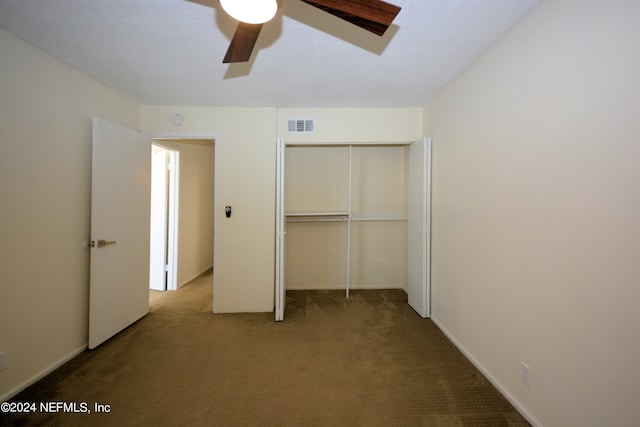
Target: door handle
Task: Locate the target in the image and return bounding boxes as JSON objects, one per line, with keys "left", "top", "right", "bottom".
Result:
{"left": 91, "top": 239, "right": 117, "bottom": 248}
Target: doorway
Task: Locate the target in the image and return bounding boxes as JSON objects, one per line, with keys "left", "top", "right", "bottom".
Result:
{"left": 149, "top": 138, "right": 216, "bottom": 305}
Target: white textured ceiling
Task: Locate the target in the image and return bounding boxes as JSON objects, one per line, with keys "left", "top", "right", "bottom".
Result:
{"left": 0, "top": 0, "right": 540, "bottom": 107}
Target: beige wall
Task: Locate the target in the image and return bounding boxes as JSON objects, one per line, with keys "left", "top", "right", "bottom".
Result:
{"left": 172, "top": 140, "right": 215, "bottom": 286}
{"left": 424, "top": 0, "right": 640, "bottom": 425}
{"left": 141, "top": 106, "right": 277, "bottom": 313}
{"left": 0, "top": 29, "right": 140, "bottom": 400}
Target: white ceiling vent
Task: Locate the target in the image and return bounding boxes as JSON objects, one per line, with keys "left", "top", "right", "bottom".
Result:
{"left": 287, "top": 119, "right": 315, "bottom": 134}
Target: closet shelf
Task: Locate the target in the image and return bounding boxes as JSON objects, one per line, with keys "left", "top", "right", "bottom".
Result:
{"left": 286, "top": 212, "right": 350, "bottom": 222}
{"left": 351, "top": 217, "right": 407, "bottom": 222}
{"left": 351, "top": 212, "right": 407, "bottom": 222}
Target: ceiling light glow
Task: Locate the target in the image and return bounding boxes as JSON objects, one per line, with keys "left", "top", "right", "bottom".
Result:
{"left": 219, "top": 0, "right": 278, "bottom": 24}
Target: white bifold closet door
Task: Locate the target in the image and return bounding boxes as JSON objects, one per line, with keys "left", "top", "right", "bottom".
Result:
{"left": 408, "top": 137, "right": 431, "bottom": 318}
{"left": 275, "top": 138, "right": 286, "bottom": 321}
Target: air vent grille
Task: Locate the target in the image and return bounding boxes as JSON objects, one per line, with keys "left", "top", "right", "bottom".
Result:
{"left": 287, "top": 119, "right": 315, "bottom": 133}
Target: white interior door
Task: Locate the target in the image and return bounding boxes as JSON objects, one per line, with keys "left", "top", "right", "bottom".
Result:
{"left": 408, "top": 137, "right": 431, "bottom": 318}
{"left": 89, "top": 117, "right": 151, "bottom": 348}
{"left": 150, "top": 146, "right": 168, "bottom": 291}
{"left": 275, "top": 138, "right": 286, "bottom": 321}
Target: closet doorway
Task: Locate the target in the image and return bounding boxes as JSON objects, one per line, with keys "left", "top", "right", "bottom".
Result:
{"left": 275, "top": 138, "right": 432, "bottom": 321}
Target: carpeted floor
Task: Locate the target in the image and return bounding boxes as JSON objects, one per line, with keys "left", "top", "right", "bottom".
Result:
{"left": 3, "top": 272, "right": 529, "bottom": 426}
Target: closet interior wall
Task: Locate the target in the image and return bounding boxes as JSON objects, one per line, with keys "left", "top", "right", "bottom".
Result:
{"left": 285, "top": 144, "right": 408, "bottom": 294}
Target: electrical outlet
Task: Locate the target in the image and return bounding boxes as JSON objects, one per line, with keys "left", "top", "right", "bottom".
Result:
{"left": 0, "top": 352, "right": 6, "bottom": 371}
{"left": 520, "top": 362, "right": 532, "bottom": 388}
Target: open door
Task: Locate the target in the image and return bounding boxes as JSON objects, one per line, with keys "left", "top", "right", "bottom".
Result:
{"left": 150, "top": 145, "right": 169, "bottom": 291}
{"left": 89, "top": 117, "right": 151, "bottom": 349}
{"left": 408, "top": 137, "right": 432, "bottom": 318}
{"left": 275, "top": 138, "right": 286, "bottom": 321}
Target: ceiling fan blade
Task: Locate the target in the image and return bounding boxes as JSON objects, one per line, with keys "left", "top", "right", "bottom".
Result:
{"left": 299, "top": 0, "right": 401, "bottom": 36}
{"left": 223, "top": 22, "right": 263, "bottom": 63}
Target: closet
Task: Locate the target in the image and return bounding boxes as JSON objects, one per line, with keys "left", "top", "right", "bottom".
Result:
{"left": 275, "top": 138, "right": 430, "bottom": 321}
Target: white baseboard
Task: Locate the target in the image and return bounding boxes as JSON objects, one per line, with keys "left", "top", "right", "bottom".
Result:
{"left": 1, "top": 344, "right": 87, "bottom": 403}
{"left": 430, "top": 316, "right": 542, "bottom": 427}
{"left": 179, "top": 265, "right": 213, "bottom": 288}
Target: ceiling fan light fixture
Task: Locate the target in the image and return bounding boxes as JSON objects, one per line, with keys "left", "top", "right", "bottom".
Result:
{"left": 220, "top": 0, "right": 278, "bottom": 24}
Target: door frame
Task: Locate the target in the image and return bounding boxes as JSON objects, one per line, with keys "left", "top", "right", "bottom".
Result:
{"left": 148, "top": 132, "right": 219, "bottom": 311}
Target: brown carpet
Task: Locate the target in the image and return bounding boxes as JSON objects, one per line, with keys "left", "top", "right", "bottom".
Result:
{"left": 3, "top": 273, "right": 529, "bottom": 426}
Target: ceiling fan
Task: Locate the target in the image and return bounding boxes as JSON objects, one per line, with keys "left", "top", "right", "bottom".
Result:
{"left": 219, "top": 0, "right": 402, "bottom": 63}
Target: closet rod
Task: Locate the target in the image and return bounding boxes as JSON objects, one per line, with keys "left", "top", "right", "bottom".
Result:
{"left": 286, "top": 218, "right": 348, "bottom": 223}
{"left": 350, "top": 217, "right": 407, "bottom": 222}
